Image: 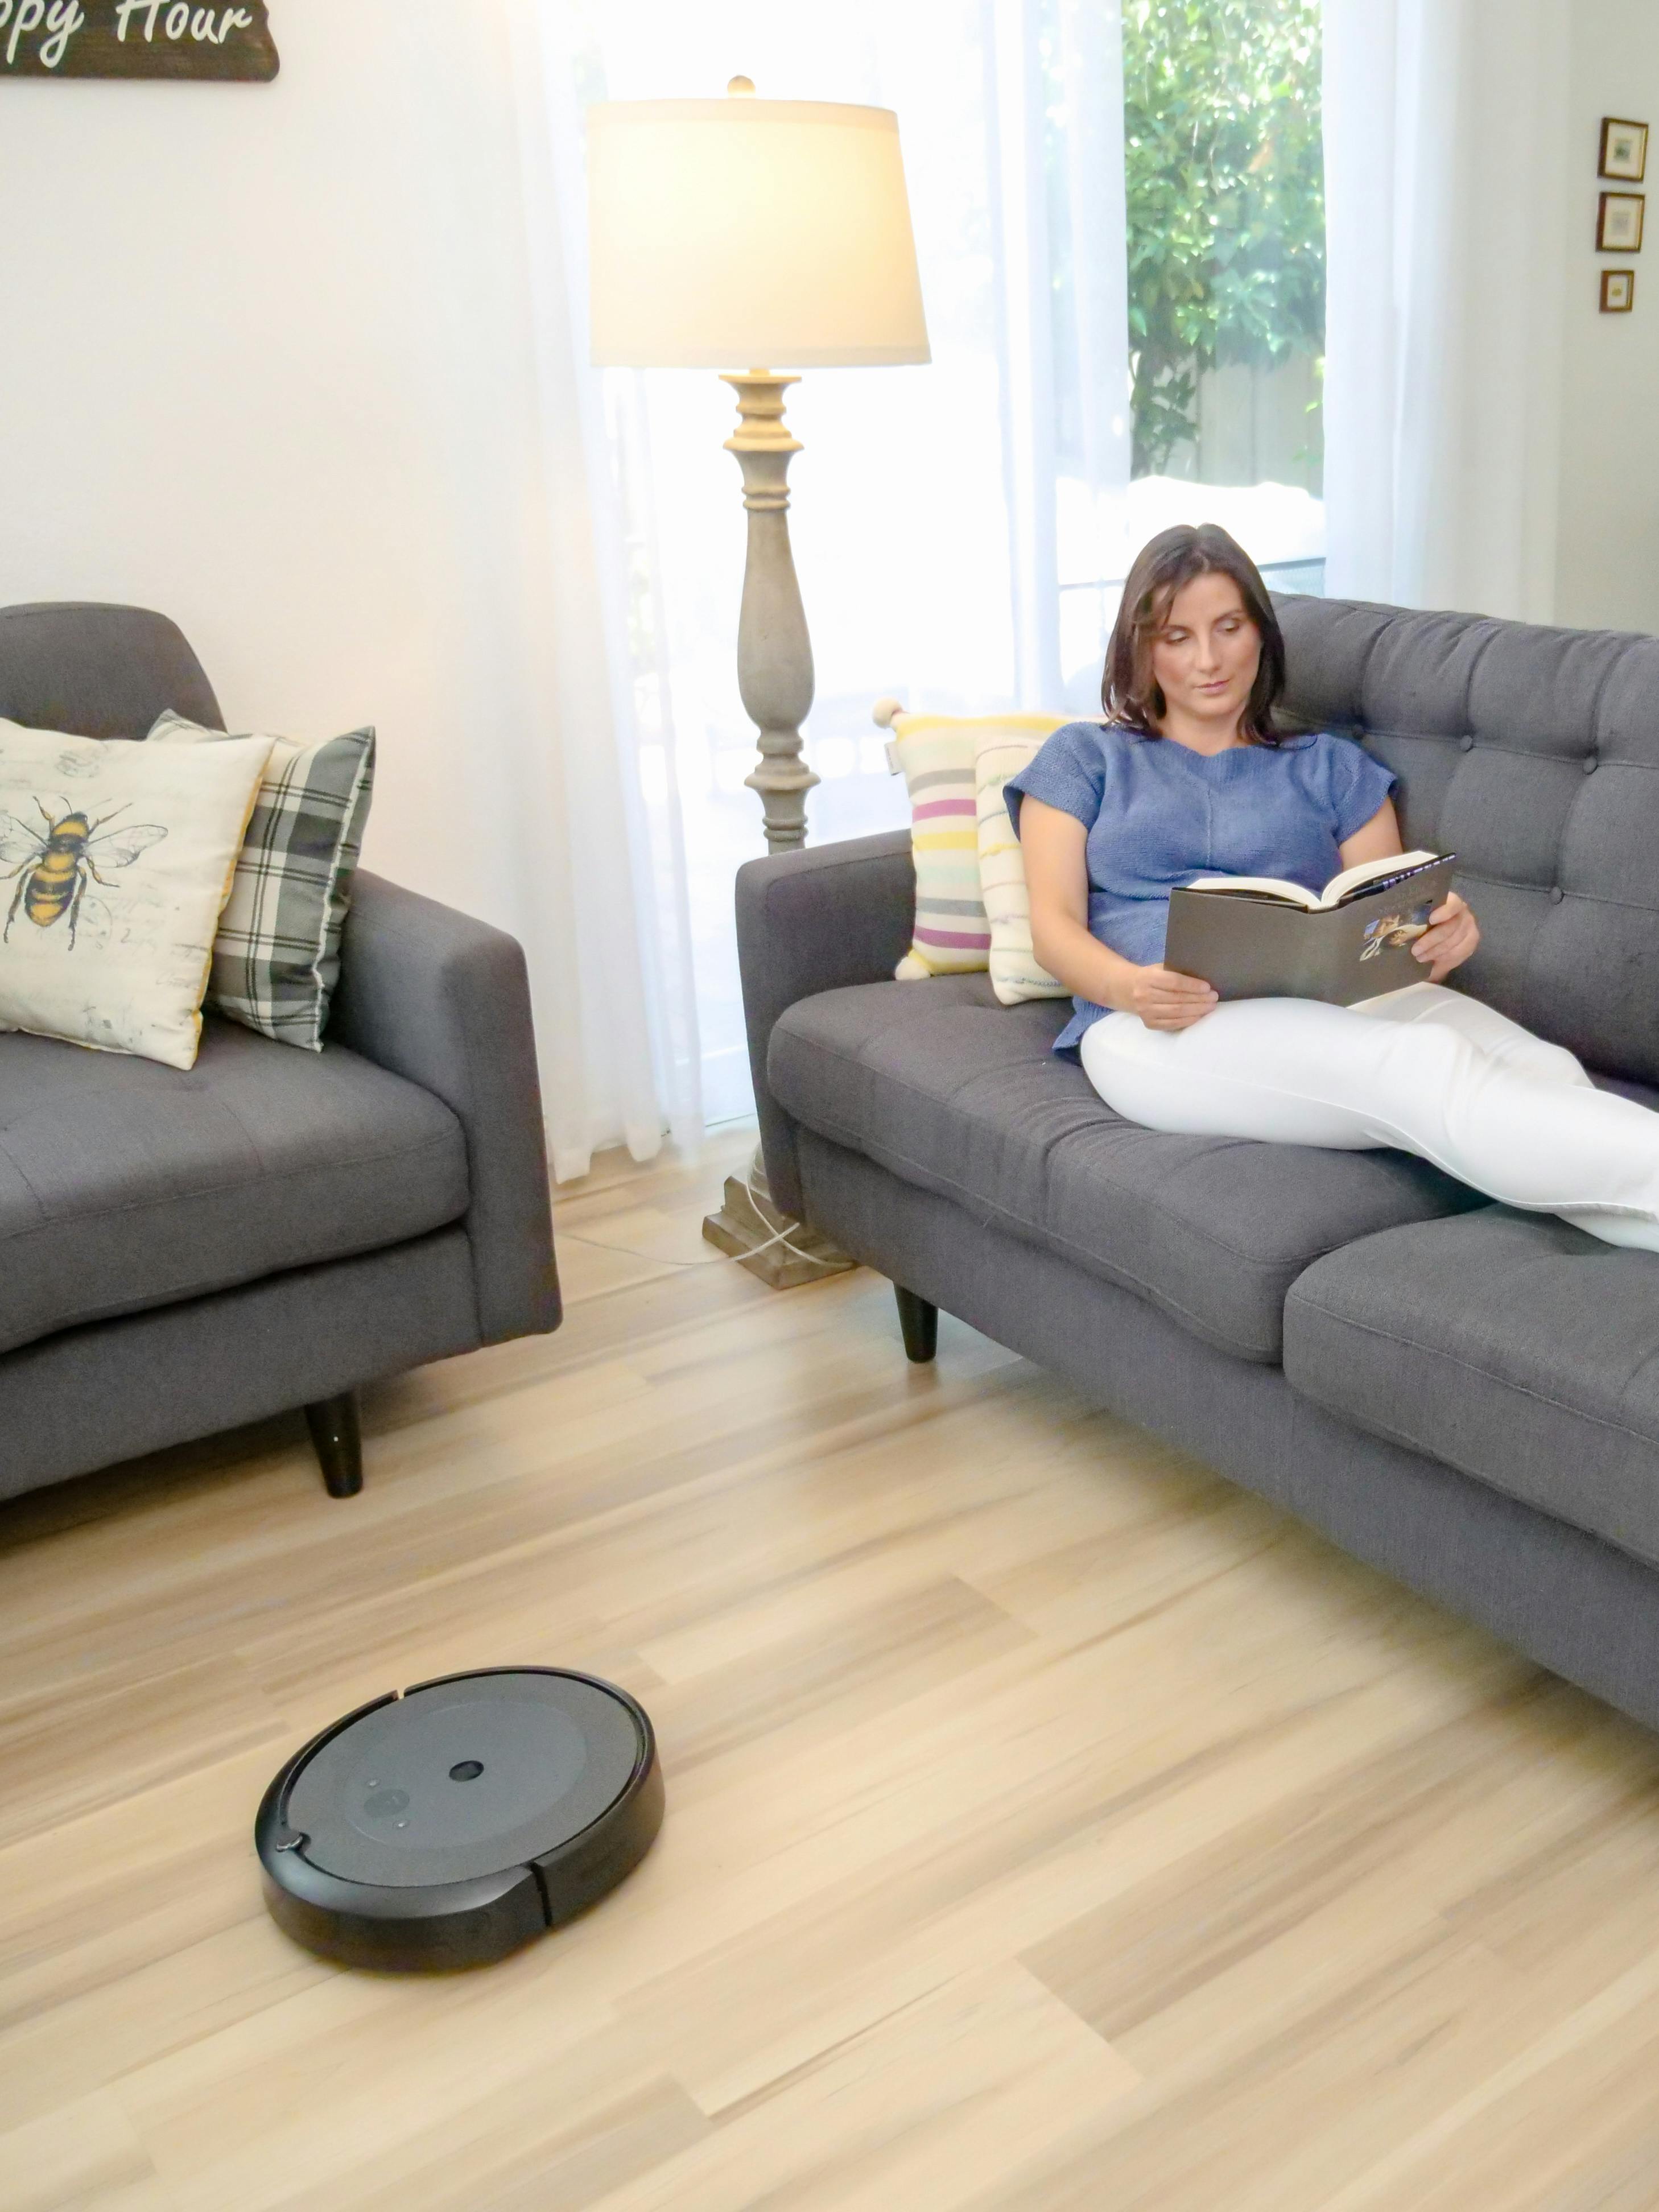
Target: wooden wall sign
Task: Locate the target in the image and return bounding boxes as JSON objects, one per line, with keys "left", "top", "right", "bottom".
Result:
{"left": 0, "top": 1, "right": 278, "bottom": 80}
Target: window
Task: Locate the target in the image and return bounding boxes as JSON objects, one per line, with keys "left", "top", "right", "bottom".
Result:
{"left": 1121, "top": 0, "right": 1325, "bottom": 571}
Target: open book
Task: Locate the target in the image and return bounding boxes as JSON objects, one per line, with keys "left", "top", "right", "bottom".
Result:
{"left": 1163, "top": 851, "right": 1456, "bottom": 1004}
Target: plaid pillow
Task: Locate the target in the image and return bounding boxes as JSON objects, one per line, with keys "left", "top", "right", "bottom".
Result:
{"left": 147, "top": 711, "right": 374, "bottom": 1050}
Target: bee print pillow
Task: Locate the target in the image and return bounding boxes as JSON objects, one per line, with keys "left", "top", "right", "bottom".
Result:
{"left": 0, "top": 718, "right": 273, "bottom": 1070}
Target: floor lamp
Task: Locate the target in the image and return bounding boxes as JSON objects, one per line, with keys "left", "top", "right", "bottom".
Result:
{"left": 587, "top": 80, "right": 930, "bottom": 1280}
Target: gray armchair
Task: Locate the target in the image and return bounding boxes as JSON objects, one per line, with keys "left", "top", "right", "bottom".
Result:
{"left": 0, "top": 602, "right": 559, "bottom": 1503}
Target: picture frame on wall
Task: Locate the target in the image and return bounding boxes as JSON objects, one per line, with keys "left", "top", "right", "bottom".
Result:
{"left": 1598, "top": 192, "right": 1646, "bottom": 252}
{"left": 0, "top": 1, "right": 278, "bottom": 79}
{"left": 1602, "top": 268, "right": 1636, "bottom": 313}
{"left": 1600, "top": 117, "right": 1649, "bottom": 181}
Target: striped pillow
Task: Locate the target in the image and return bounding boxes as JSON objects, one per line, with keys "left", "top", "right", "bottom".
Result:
{"left": 888, "top": 713, "right": 991, "bottom": 977}
{"left": 147, "top": 710, "right": 374, "bottom": 1050}
{"left": 973, "top": 720, "right": 1070, "bottom": 1005}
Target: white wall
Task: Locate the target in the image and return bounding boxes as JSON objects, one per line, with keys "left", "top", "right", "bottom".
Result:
{"left": 1557, "top": 0, "right": 1659, "bottom": 633}
{"left": 0, "top": 1, "right": 554, "bottom": 919}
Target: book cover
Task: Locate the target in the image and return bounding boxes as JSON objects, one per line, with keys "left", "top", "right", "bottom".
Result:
{"left": 1163, "top": 856, "right": 1457, "bottom": 1004}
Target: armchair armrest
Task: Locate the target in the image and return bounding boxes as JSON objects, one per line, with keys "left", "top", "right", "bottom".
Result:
{"left": 736, "top": 830, "right": 915, "bottom": 1219}
{"left": 329, "top": 872, "right": 559, "bottom": 1343}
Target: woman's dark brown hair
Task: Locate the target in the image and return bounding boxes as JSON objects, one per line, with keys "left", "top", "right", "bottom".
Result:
{"left": 1101, "top": 522, "right": 1287, "bottom": 745}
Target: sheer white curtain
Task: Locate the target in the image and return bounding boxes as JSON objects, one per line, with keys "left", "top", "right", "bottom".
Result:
{"left": 539, "top": 0, "right": 1132, "bottom": 1121}
{"left": 504, "top": 0, "right": 703, "bottom": 1180}
{"left": 1323, "top": 0, "right": 1571, "bottom": 620}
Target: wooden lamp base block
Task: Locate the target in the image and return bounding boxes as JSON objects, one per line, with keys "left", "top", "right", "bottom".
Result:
{"left": 701, "top": 1161, "right": 855, "bottom": 1289}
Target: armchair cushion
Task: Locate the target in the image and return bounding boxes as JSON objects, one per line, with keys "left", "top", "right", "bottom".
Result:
{"left": 0, "top": 1016, "right": 467, "bottom": 1355}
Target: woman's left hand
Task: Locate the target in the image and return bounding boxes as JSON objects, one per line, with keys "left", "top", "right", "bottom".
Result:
{"left": 1413, "top": 892, "right": 1479, "bottom": 981}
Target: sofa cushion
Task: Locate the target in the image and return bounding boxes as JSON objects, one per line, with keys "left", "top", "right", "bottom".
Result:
{"left": 0, "top": 1016, "right": 468, "bottom": 1355}
{"left": 1284, "top": 1208, "right": 1659, "bottom": 1569}
{"left": 769, "top": 973, "right": 1486, "bottom": 1363}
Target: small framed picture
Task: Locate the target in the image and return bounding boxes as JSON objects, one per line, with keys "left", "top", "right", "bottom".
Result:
{"left": 1601, "top": 117, "right": 1649, "bottom": 181}
{"left": 1598, "top": 191, "right": 1645, "bottom": 251}
{"left": 1602, "top": 268, "right": 1636, "bottom": 312}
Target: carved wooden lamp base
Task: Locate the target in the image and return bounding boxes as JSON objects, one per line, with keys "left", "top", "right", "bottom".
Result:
{"left": 722, "top": 369, "right": 819, "bottom": 854}
{"left": 700, "top": 367, "right": 855, "bottom": 1283}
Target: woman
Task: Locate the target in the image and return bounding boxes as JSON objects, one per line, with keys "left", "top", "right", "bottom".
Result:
{"left": 1009, "top": 523, "right": 1659, "bottom": 1251}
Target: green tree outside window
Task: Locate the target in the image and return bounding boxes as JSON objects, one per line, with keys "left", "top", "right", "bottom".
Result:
{"left": 1123, "top": 0, "right": 1325, "bottom": 478}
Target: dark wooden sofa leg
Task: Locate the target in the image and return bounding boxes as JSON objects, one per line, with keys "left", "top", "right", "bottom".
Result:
{"left": 304, "top": 1392, "right": 364, "bottom": 1499}
{"left": 894, "top": 1284, "right": 939, "bottom": 1364}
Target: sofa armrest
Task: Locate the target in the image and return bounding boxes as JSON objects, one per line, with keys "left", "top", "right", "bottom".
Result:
{"left": 329, "top": 871, "right": 560, "bottom": 1343}
{"left": 736, "top": 830, "right": 915, "bottom": 1219}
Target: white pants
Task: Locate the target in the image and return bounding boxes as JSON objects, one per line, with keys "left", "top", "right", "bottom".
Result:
{"left": 1079, "top": 983, "right": 1659, "bottom": 1252}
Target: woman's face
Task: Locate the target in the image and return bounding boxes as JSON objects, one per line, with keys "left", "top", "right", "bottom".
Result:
{"left": 1147, "top": 570, "right": 1261, "bottom": 730}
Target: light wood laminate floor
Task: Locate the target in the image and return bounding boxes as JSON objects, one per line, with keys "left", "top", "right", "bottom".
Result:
{"left": 5, "top": 1126, "right": 1659, "bottom": 2210}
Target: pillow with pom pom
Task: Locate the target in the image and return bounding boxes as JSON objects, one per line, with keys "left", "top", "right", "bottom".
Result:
{"left": 886, "top": 710, "right": 1063, "bottom": 983}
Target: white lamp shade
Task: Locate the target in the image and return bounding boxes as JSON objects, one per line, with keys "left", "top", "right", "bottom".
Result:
{"left": 587, "top": 97, "right": 930, "bottom": 369}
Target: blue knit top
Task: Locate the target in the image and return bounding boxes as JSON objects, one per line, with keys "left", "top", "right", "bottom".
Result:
{"left": 1005, "top": 720, "right": 1398, "bottom": 1053}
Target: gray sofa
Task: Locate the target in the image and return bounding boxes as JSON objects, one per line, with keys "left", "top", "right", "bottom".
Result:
{"left": 0, "top": 602, "right": 559, "bottom": 1503}
{"left": 738, "top": 594, "right": 1659, "bottom": 1736}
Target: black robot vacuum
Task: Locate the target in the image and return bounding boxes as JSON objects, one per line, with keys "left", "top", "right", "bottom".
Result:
{"left": 256, "top": 1668, "right": 663, "bottom": 1970}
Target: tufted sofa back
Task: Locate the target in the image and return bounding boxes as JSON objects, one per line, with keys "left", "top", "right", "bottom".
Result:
{"left": 1274, "top": 593, "right": 1659, "bottom": 1086}
{"left": 0, "top": 602, "right": 223, "bottom": 742}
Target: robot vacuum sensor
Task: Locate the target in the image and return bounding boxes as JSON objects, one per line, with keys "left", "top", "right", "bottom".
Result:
{"left": 257, "top": 1668, "right": 663, "bottom": 1969}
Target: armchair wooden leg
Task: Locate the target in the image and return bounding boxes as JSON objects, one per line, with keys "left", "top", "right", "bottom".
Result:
{"left": 304, "top": 1392, "right": 363, "bottom": 1499}
{"left": 894, "top": 1284, "right": 939, "bottom": 1364}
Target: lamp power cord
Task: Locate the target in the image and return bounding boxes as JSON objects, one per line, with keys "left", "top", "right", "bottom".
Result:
{"left": 559, "top": 1149, "right": 844, "bottom": 1275}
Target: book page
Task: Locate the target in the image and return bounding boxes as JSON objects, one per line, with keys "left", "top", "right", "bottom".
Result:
{"left": 1185, "top": 851, "right": 1449, "bottom": 913}
{"left": 1184, "top": 874, "right": 1322, "bottom": 909}
{"left": 1318, "top": 850, "right": 1441, "bottom": 909}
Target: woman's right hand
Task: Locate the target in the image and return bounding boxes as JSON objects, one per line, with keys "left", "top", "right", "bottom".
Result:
{"left": 1120, "top": 964, "right": 1219, "bottom": 1031}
